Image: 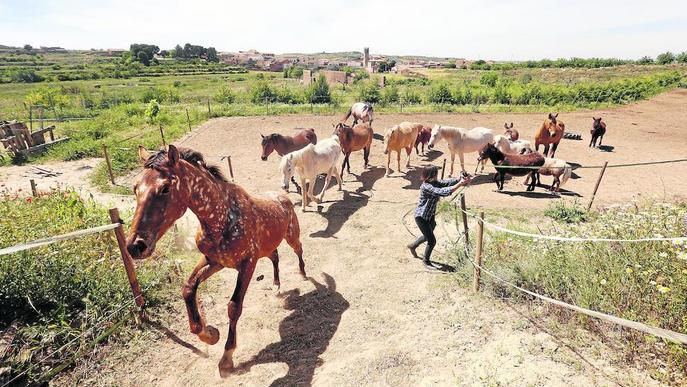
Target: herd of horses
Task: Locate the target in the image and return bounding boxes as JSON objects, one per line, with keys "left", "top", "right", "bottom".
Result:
{"left": 124, "top": 102, "right": 608, "bottom": 377}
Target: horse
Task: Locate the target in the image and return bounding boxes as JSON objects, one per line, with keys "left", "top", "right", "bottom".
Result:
{"left": 279, "top": 136, "right": 343, "bottom": 211}
{"left": 427, "top": 125, "right": 494, "bottom": 176}
{"left": 534, "top": 113, "right": 565, "bottom": 157}
{"left": 260, "top": 128, "right": 317, "bottom": 161}
{"left": 126, "top": 145, "right": 306, "bottom": 378}
{"left": 333, "top": 122, "right": 373, "bottom": 178}
{"left": 524, "top": 157, "right": 572, "bottom": 192}
{"left": 414, "top": 125, "right": 432, "bottom": 155}
{"left": 383, "top": 122, "right": 421, "bottom": 176}
{"left": 340, "top": 102, "right": 374, "bottom": 126}
{"left": 590, "top": 117, "right": 606, "bottom": 148}
{"left": 494, "top": 134, "right": 533, "bottom": 155}
{"left": 477, "top": 143, "right": 545, "bottom": 191}
{"left": 504, "top": 122, "right": 519, "bottom": 141}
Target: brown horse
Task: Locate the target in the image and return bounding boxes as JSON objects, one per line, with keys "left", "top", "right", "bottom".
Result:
{"left": 504, "top": 122, "right": 519, "bottom": 141}
{"left": 477, "top": 143, "right": 545, "bottom": 191}
{"left": 590, "top": 117, "right": 606, "bottom": 148}
{"left": 333, "top": 122, "right": 373, "bottom": 178}
{"left": 534, "top": 113, "right": 565, "bottom": 157}
{"left": 260, "top": 128, "right": 317, "bottom": 160}
{"left": 126, "top": 145, "right": 306, "bottom": 378}
{"left": 415, "top": 125, "right": 432, "bottom": 155}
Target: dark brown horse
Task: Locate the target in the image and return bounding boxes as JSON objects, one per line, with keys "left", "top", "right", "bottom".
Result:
{"left": 478, "top": 143, "right": 545, "bottom": 191}
{"left": 260, "top": 128, "right": 317, "bottom": 161}
{"left": 590, "top": 117, "right": 606, "bottom": 148}
{"left": 415, "top": 125, "right": 432, "bottom": 155}
{"left": 333, "top": 122, "right": 373, "bottom": 178}
{"left": 126, "top": 145, "right": 306, "bottom": 378}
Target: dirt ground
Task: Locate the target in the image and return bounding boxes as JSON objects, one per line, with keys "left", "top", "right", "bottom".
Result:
{"left": 18, "top": 90, "right": 687, "bottom": 386}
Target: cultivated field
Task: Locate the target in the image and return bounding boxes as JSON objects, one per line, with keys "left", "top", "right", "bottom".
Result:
{"left": 33, "top": 89, "right": 687, "bottom": 386}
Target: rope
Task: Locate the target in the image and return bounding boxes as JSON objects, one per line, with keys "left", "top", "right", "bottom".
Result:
{"left": 439, "top": 157, "right": 687, "bottom": 171}
{"left": 0, "top": 223, "right": 119, "bottom": 256}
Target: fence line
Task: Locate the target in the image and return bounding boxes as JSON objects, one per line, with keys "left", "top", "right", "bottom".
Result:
{"left": 0, "top": 223, "right": 119, "bottom": 256}
{"left": 451, "top": 157, "right": 687, "bottom": 171}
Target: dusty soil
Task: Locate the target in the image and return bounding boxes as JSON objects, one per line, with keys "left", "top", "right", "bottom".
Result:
{"left": 23, "top": 90, "right": 687, "bottom": 386}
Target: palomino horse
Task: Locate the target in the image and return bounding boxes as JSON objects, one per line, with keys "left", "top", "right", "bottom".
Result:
{"left": 260, "top": 128, "right": 317, "bottom": 160}
{"left": 126, "top": 145, "right": 306, "bottom": 378}
{"left": 535, "top": 113, "right": 565, "bottom": 157}
{"left": 415, "top": 125, "right": 432, "bottom": 155}
{"left": 590, "top": 117, "right": 606, "bottom": 148}
{"left": 477, "top": 143, "right": 545, "bottom": 191}
{"left": 525, "top": 157, "right": 572, "bottom": 193}
{"left": 279, "top": 136, "right": 343, "bottom": 211}
{"left": 504, "top": 122, "right": 519, "bottom": 141}
{"left": 333, "top": 122, "right": 373, "bottom": 178}
{"left": 383, "top": 122, "right": 421, "bottom": 176}
{"left": 340, "top": 102, "right": 374, "bottom": 126}
{"left": 427, "top": 125, "right": 494, "bottom": 176}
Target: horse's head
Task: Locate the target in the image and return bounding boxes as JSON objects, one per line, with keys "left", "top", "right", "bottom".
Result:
{"left": 260, "top": 133, "right": 277, "bottom": 161}
{"left": 278, "top": 153, "right": 295, "bottom": 191}
{"left": 477, "top": 143, "right": 498, "bottom": 162}
{"left": 332, "top": 122, "right": 349, "bottom": 136}
{"left": 592, "top": 117, "right": 603, "bottom": 130}
{"left": 127, "top": 145, "right": 191, "bottom": 259}
{"left": 547, "top": 113, "right": 559, "bottom": 125}
{"left": 504, "top": 122, "right": 514, "bottom": 131}
{"left": 427, "top": 124, "right": 442, "bottom": 150}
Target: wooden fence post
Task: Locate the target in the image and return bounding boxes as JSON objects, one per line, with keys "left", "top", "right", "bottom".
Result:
{"left": 473, "top": 211, "right": 484, "bottom": 292}
{"left": 108, "top": 208, "right": 145, "bottom": 312}
{"left": 30, "top": 179, "right": 37, "bottom": 196}
{"left": 207, "top": 99, "right": 211, "bottom": 116}
{"left": 29, "top": 105, "right": 33, "bottom": 132}
{"left": 587, "top": 161, "right": 608, "bottom": 211}
{"left": 227, "top": 156, "right": 235, "bottom": 181}
{"left": 460, "top": 193, "right": 470, "bottom": 246}
{"left": 185, "top": 108, "right": 192, "bottom": 132}
{"left": 102, "top": 144, "right": 115, "bottom": 185}
{"left": 441, "top": 158, "right": 447, "bottom": 179}
{"left": 159, "top": 124, "right": 166, "bottom": 147}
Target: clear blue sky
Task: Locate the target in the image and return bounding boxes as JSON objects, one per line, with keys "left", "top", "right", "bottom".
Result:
{"left": 1, "top": 0, "right": 685, "bottom": 60}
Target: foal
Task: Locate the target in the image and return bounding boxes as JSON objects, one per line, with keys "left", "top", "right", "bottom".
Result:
{"left": 126, "top": 145, "right": 306, "bottom": 378}
{"left": 589, "top": 117, "right": 606, "bottom": 148}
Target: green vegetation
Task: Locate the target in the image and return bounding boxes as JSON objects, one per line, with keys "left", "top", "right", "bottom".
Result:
{"left": 0, "top": 190, "right": 179, "bottom": 384}
{"left": 444, "top": 201, "right": 687, "bottom": 383}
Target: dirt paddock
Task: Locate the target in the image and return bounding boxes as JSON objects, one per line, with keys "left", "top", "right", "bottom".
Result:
{"left": 55, "top": 90, "right": 687, "bottom": 386}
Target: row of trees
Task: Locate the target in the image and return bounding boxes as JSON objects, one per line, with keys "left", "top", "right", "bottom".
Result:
{"left": 171, "top": 43, "right": 219, "bottom": 62}
{"left": 467, "top": 52, "right": 687, "bottom": 70}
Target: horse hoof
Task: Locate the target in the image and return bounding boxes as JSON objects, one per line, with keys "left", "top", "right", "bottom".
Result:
{"left": 218, "top": 355, "right": 234, "bottom": 378}
{"left": 198, "top": 325, "right": 220, "bottom": 345}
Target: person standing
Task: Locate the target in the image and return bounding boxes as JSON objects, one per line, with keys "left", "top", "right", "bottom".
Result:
{"left": 408, "top": 166, "right": 472, "bottom": 269}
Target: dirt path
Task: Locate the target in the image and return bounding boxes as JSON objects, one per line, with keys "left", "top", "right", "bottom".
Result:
{"left": 29, "top": 90, "right": 687, "bottom": 385}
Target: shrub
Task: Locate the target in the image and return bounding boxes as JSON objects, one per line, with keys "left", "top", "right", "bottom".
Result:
{"left": 304, "top": 74, "right": 331, "bottom": 104}
{"left": 276, "top": 86, "right": 304, "bottom": 104}
{"left": 520, "top": 73, "right": 533, "bottom": 84}
{"left": 214, "top": 85, "right": 236, "bottom": 103}
{"left": 676, "top": 52, "right": 687, "bottom": 64}
{"left": 381, "top": 84, "right": 400, "bottom": 105}
{"left": 427, "top": 83, "right": 454, "bottom": 104}
{"left": 638, "top": 56, "right": 654, "bottom": 65}
{"left": 11, "top": 69, "right": 44, "bottom": 83}
{"left": 656, "top": 51, "right": 676, "bottom": 65}
{"left": 356, "top": 80, "right": 381, "bottom": 104}
{"left": 145, "top": 99, "right": 161, "bottom": 123}
{"left": 249, "top": 81, "right": 276, "bottom": 104}
{"left": 401, "top": 87, "right": 422, "bottom": 105}
{"left": 544, "top": 200, "right": 590, "bottom": 223}
{"left": 480, "top": 72, "right": 499, "bottom": 87}
{"left": 24, "top": 87, "right": 70, "bottom": 112}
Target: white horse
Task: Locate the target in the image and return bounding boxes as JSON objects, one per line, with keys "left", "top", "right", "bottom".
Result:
{"left": 341, "top": 102, "right": 374, "bottom": 126}
{"left": 279, "top": 136, "right": 342, "bottom": 211}
{"left": 428, "top": 125, "right": 494, "bottom": 176}
{"left": 524, "top": 157, "right": 572, "bottom": 193}
{"left": 494, "top": 134, "right": 533, "bottom": 155}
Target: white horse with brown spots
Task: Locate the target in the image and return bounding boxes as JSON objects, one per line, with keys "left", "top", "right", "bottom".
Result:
{"left": 340, "top": 102, "right": 374, "bottom": 126}
{"left": 279, "top": 136, "right": 343, "bottom": 211}
{"left": 428, "top": 125, "right": 494, "bottom": 176}
{"left": 383, "top": 122, "right": 421, "bottom": 176}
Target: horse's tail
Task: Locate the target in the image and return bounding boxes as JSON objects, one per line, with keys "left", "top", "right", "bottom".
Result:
{"left": 340, "top": 107, "right": 352, "bottom": 123}
{"left": 364, "top": 104, "right": 374, "bottom": 121}
{"left": 560, "top": 164, "right": 572, "bottom": 187}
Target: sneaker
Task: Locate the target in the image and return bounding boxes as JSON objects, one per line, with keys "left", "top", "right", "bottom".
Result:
{"left": 423, "top": 260, "right": 438, "bottom": 270}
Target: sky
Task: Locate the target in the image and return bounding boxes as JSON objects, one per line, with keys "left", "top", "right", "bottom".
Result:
{"left": 1, "top": 0, "right": 686, "bottom": 60}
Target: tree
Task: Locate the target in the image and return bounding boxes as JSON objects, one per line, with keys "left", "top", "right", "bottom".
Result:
{"left": 356, "top": 80, "right": 381, "bottom": 104}
{"left": 676, "top": 52, "right": 687, "bottom": 64}
{"left": 480, "top": 72, "right": 499, "bottom": 87}
{"left": 23, "top": 44, "right": 33, "bottom": 51}
{"left": 137, "top": 51, "right": 150, "bottom": 66}
{"left": 206, "top": 47, "right": 219, "bottom": 62}
{"left": 376, "top": 59, "right": 396, "bottom": 73}
{"left": 129, "top": 43, "right": 159, "bottom": 66}
{"left": 637, "top": 56, "right": 654, "bottom": 65}
{"left": 656, "top": 51, "right": 675, "bottom": 65}
{"left": 305, "top": 74, "right": 331, "bottom": 104}
{"left": 173, "top": 44, "right": 183, "bottom": 58}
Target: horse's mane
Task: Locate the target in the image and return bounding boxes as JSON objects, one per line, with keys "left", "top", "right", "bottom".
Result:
{"left": 144, "top": 147, "right": 228, "bottom": 183}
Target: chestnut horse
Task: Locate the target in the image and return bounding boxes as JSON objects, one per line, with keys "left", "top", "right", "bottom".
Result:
{"left": 333, "top": 122, "right": 373, "bottom": 178}
{"left": 534, "top": 113, "right": 565, "bottom": 157}
{"left": 477, "top": 143, "right": 545, "bottom": 191}
{"left": 340, "top": 102, "right": 374, "bottom": 126}
{"left": 383, "top": 122, "right": 421, "bottom": 176}
{"left": 590, "top": 117, "right": 606, "bottom": 148}
{"left": 260, "top": 128, "right": 317, "bottom": 160}
{"left": 415, "top": 125, "right": 432, "bottom": 155}
{"left": 126, "top": 145, "right": 306, "bottom": 378}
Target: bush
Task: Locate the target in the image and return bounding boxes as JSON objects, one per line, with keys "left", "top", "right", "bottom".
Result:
{"left": 356, "top": 80, "right": 381, "bottom": 104}
{"left": 381, "top": 84, "right": 399, "bottom": 105}
{"left": 145, "top": 99, "right": 161, "bottom": 123}
{"left": 480, "top": 72, "right": 499, "bottom": 87}
{"left": 656, "top": 51, "right": 676, "bottom": 65}
{"left": 214, "top": 85, "right": 236, "bottom": 103}
{"left": 427, "top": 83, "right": 453, "bottom": 104}
{"left": 304, "top": 74, "right": 331, "bottom": 104}
{"left": 676, "top": 52, "right": 687, "bottom": 64}
{"left": 250, "top": 81, "right": 276, "bottom": 104}
{"left": 276, "top": 86, "right": 304, "bottom": 104}
{"left": 11, "top": 69, "right": 44, "bottom": 83}
{"left": 401, "top": 87, "right": 422, "bottom": 105}
{"left": 638, "top": 56, "right": 654, "bottom": 65}
{"left": 544, "top": 200, "right": 590, "bottom": 223}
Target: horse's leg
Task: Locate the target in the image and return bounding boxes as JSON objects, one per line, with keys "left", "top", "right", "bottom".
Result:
{"left": 599, "top": 135, "right": 603, "bottom": 147}
{"left": 498, "top": 172, "right": 505, "bottom": 190}
{"left": 182, "top": 256, "right": 223, "bottom": 345}
{"left": 300, "top": 178, "right": 308, "bottom": 212}
{"left": 364, "top": 146, "right": 370, "bottom": 168}
{"left": 333, "top": 166, "right": 343, "bottom": 190}
{"left": 589, "top": 136, "right": 594, "bottom": 148}
{"left": 405, "top": 146, "right": 412, "bottom": 168}
{"left": 269, "top": 250, "right": 280, "bottom": 289}
{"left": 340, "top": 155, "right": 347, "bottom": 179}
{"left": 308, "top": 178, "right": 318, "bottom": 203}
{"left": 284, "top": 221, "right": 306, "bottom": 278}
{"left": 318, "top": 171, "right": 332, "bottom": 202}
{"left": 397, "top": 151, "right": 402, "bottom": 174}
{"left": 450, "top": 151, "right": 456, "bottom": 177}
{"left": 218, "top": 258, "right": 256, "bottom": 378}
{"left": 551, "top": 142, "right": 559, "bottom": 158}
{"left": 385, "top": 150, "right": 391, "bottom": 177}
{"left": 543, "top": 144, "right": 550, "bottom": 157}
{"left": 459, "top": 151, "right": 466, "bottom": 174}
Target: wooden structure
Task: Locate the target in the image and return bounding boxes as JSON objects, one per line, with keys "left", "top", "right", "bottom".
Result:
{"left": 0, "top": 121, "right": 69, "bottom": 157}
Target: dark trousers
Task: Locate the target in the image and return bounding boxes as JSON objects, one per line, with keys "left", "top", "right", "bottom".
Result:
{"left": 411, "top": 216, "right": 437, "bottom": 262}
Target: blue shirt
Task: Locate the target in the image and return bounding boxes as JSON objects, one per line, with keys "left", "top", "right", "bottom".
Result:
{"left": 414, "top": 178, "right": 460, "bottom": 220}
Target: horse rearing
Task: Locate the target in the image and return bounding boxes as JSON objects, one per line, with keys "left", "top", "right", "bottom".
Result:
{"left": 126, "top": 145, "right": 306, "bottom": 378}
{"left": 534, "top": 113, "right": 565, "bottom": 157}
{"left": 478, "top": 143, "right": 545, "bottom": 191}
